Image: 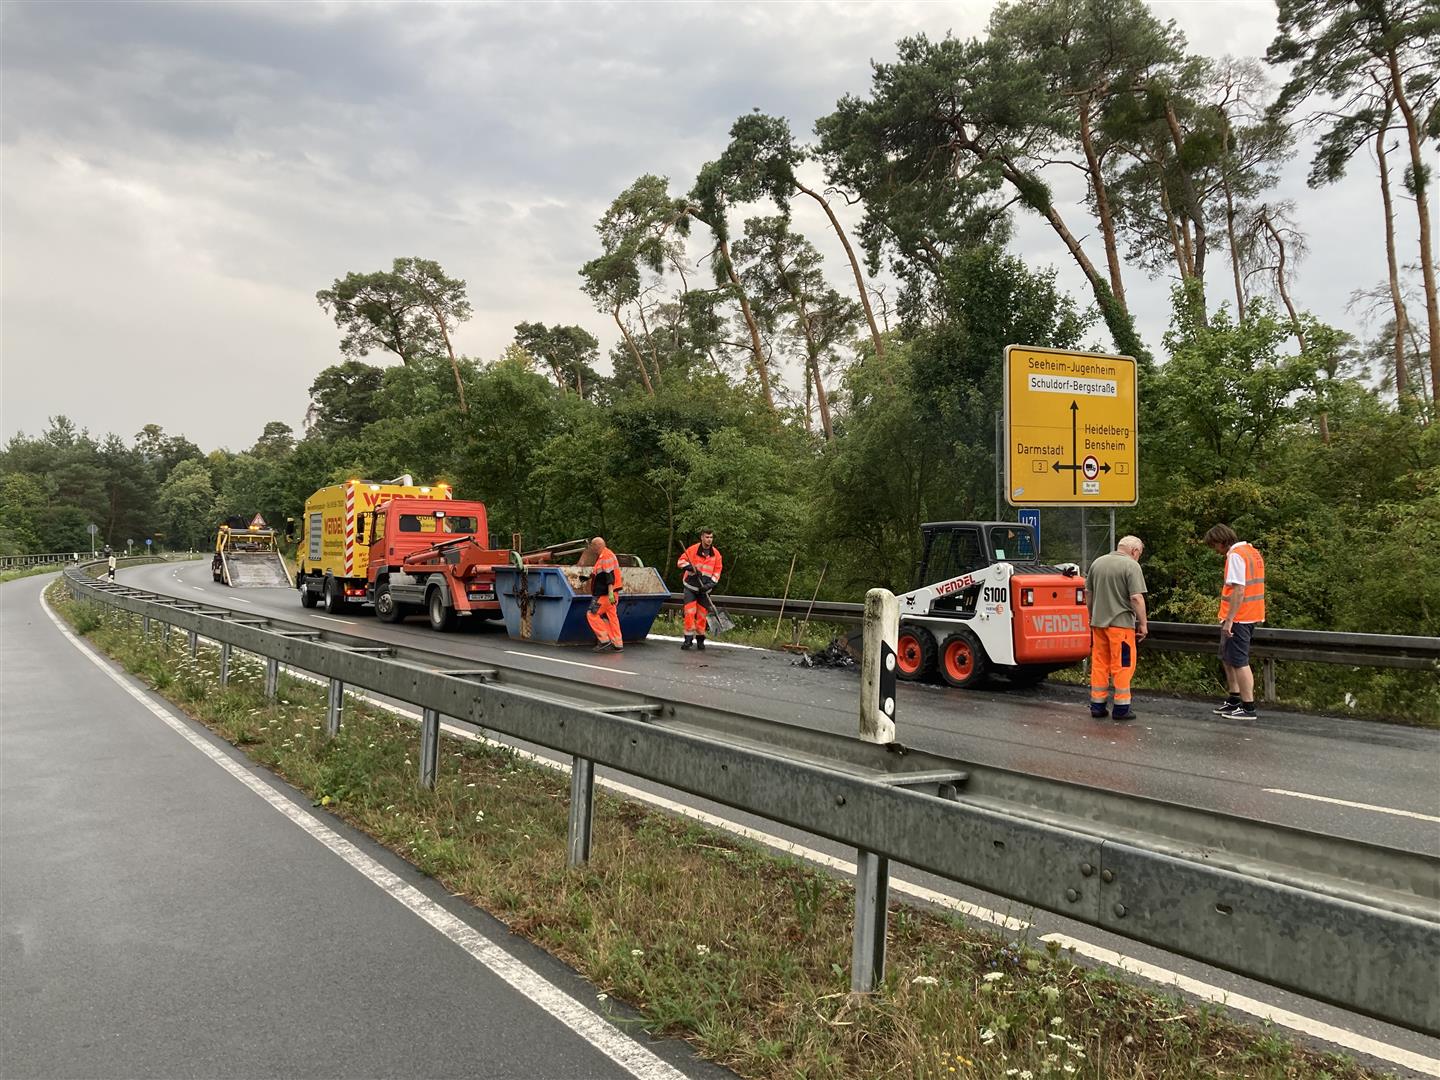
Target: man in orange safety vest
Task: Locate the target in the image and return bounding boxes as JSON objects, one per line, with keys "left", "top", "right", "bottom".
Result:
{"left": 585, "top": 536, "right": 624, "bottom": 653}
{"left": 1205, "top": 523, "right": 1265, "bottom": 720}
{"left": 677, "top": 529, "right": 722, "bottom": 651}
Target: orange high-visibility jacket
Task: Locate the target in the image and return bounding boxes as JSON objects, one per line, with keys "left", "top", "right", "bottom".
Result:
{"left": 1218, "top": 542, "right": 1265, "bottom": 622}
{"left": 592, "top": 547, "right": 622, "bottom": 594}
{"left": 678, "top": 543, "right": 722, "bottom": 586}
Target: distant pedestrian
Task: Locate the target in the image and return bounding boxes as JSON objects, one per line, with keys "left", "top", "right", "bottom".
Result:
{"left": 1085, "top": 535, "right": 1148, "bottom": 721}
{"left": 107, "top": 552, "right": 117, "bottom": 582}
{"left": 676, "top": 529, "right": 723, "bottom": 651}
{"left": 584, "top": 536, "right": 624, "bottom": 653}
{"left": 1205, "top": 524, "right": 1265, "bottom": 720}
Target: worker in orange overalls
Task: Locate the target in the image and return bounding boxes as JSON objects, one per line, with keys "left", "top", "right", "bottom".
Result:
{"left": 1084, "top": 535, "right": 1148, "bottom": 721}
{"left": 585, "top": 536, "right": 624, "bottom": 653}
{"left": 677, "top": 529, "right": 722, "bottom": 651}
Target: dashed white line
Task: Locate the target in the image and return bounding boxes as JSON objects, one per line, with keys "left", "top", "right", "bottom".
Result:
{"left": 505, "top": 650, "right": 636, "bottom": 675}
{"left": 40, "top": 589, "right": 687, "bottom": 1080}
{"left": 1264, "top": 788, "right": 1440, "bottom": 825}
{"left": 312, "top": 615, "right": 356, "bottom": 626}
{"left": 1041, "top": 934, "right": 1440, "bottom": 1077}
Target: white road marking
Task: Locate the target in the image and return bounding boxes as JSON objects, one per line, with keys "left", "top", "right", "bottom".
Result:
{"left": 39, "top": 590, "right": 687, "bottom": 1080}
{"left": 646, "top": 633, "right": 764, "bottom": 652}
{"left": 312, "top": 615, "right": 356, "bottom": 626}
{"left": 1041, "top": 934, "right": 1440, "bottom": 1078}
{"left": 505, "top": 650, "right": 636, "bottom": 675}
{"left": 1264, "top": 788, "right": 1440, "bottom": 825}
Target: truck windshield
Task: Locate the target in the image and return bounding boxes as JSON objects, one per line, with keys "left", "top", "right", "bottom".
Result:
{"left": 990, "top": 526, "right": 1036, "bottom": 561}
{"left": 397, "top": 514, "right": 478, "bottom": 535}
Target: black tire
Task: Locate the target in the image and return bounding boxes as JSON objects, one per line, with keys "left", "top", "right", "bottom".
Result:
{"left": 375, "top": 581, "right": 404, "bottom": 623}
{"left": 939, "top": 629, "right": 990, "bottom": 689}
{"left": 324, "top": 576, "right": 349, "bottom": 615}
{"left": 299, "top": 578, "right": 318, "bottom": 608}
{"left": 895, "top": 624, "right": 937, "bottom": 681}
{"left": 427, "top": 588, "right": 455, "bottom": 632}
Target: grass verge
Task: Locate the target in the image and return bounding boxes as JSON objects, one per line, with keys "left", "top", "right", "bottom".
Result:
{"left": 0, "top": 562, "right": 67, "bottom": 584}
{"left": 48, "top": 580, "right": 1392, "bottom": 1080}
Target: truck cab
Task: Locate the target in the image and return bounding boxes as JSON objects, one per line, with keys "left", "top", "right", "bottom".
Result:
{"left": 360, "top": 498, "right": 510, "bottom": 630}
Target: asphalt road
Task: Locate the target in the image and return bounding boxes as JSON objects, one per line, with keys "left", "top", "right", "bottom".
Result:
{"left": 0, "top": 572, "right": 720, "bottom": 1080}
{"left": 16, "top": 563, "right": 1440, "bottom": 1076}
{"left": 129, "top": 559, "right": 1440, "bottom": 854}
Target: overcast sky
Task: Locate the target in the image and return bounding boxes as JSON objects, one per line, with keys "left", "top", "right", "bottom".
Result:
{"left": 0, "top": 1, "right": 1406, "bottom": 451}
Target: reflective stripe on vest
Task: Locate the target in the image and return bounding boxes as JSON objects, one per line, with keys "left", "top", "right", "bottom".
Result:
{"left": 678, "top": 543, "right": 722, "bottom": 581}
{"left": 1218, "top": 542, "right": 1265, "bottom": 622}
{"left": 595, "top": 549, "right": 623, "bottom": 591}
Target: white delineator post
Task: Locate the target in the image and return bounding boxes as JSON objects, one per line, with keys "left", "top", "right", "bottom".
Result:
{"left": 859, "top": 588, "right": 898, "bottom": 745}
{"left": 853, "top": 587, "right": 898, "bottom": 994}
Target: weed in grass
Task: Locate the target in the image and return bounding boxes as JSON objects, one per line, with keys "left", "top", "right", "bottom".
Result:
{"left": 45, "top": 581, "right": 1389, "bottom": 1080}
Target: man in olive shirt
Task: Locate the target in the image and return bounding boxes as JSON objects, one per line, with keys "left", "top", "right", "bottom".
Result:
{"left": 1085, "top": 535, "right": 1148, "bottom": 721}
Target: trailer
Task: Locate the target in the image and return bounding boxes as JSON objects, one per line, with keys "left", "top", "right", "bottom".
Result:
{"left": 211, "top": 520, "right": 292, "bottom": 588}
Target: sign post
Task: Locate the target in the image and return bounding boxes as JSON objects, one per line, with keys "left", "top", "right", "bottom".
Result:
{"left": 87, "top": 522, "right": 98, "bottom": 556}
{"left": 1003, "top": 345, "right": 1138, "bottom": 508}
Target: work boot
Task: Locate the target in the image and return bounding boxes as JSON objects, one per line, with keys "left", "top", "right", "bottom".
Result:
{"left": 1112, "top": 706, "right": 1135, "bottom": 721}
{"left": 696, "top": 636, "right": 706, "bottom": 651}
{"left": 681, "top": 636, "right": 694, "bottom": 650}
{"left": 1089, "top": 706, "right": 1109, "bottom": 719}
{"left": 592, "top": 641, "right": 614, "bottom": 653}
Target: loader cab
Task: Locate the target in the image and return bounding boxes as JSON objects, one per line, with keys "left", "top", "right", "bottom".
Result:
{"left": 913, "top": 521, "right": 1038, "bottom": 590}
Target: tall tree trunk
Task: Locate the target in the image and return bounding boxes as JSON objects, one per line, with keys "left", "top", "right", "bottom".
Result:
{"left": 1261, "top": 213, "right": 1323, "bottom": 442}
{"left": 429, "top": 308, "right": 469, "bottom": 414}
{"left": 1160, "top": 184, "right": 1188, "bottom": 282}
{"left": 1078, "top": 97, "right": 1128, "bottom": 311}
{"left": 1217, "top": 112, "right": 1246, "bottom": 321}
{"left": 718, "top": 237, "right": 776, "bottom": 412}
{"left": 612, "top": 304, "right": 655, "bottom": 395}
{"left": 635, "top": 299, "right": 663, "bottom": 384}
{"left": 1386, "top": 47, "right": 1440, "bottom": 403}
{"left": 795, "top": 294, "right": 834, "bottom": 441}
{"left": 794, "top": 180, "right": 886, "bottom": 359}
{"left": 997, "top": 160, "right": 1148, "bottom": 361}
{"left": 1164, "top": 101, "right": 1208, "bottom": 295}
{"left": 1375, "top": 94, "right": 1410, "bottom": 402}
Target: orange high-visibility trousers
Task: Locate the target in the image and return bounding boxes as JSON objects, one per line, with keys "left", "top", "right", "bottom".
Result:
{"left": 1090, "top": 626, "right": 1137, "bottom": 709}
{"left": 683, "top": 598, "right": 708, "bottom": 635}
{"left": 586, "top": 595, "right": 623, "bottom": 647}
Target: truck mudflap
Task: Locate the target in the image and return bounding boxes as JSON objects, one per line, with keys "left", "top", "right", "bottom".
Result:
{"left": 1010, "top": 572, "right": 1090, "bottom": 664}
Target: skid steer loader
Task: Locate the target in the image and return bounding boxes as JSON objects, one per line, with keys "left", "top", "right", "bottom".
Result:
{"left": 892, "top": 521, "right": 1089, "bottom": 689}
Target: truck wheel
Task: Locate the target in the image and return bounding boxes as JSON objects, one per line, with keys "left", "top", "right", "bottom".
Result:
{"left": 427, "top": 588, "right": 455, "bottom": 632}
{"left": 895, "top": 625, "right": 937, "bottom": 681}
{"left": 939, "top": 629, "right": 990, "bottom": 689}
{"left": 324, "top": 577, "right": 349, "bottom": 615}
{"left": 299, "top": 579, "right": 318, "bottom": 608}
{"left": 375, "top": 582, "right": 404, "bottom": 624}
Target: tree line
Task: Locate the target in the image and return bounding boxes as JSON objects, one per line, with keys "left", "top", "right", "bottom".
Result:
{"left": 3, "top": 0, "right": 1437, "bottom": 639}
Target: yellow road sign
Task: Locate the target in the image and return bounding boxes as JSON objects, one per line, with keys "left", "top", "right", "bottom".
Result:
{"left": 1004, "top": 345, "right": 1138, "bottom": 506}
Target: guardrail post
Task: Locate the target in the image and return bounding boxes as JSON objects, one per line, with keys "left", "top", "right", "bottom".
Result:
{"left": 1263, "top": 657, "right": 1277, "bottom": 703}
{"left": 264, "top": 658, "right": 279, "bottom": 702}
{"left": 142, "top": 614, "right": 151, "bottom": 639}
{"left": 568, "top": 756, "right": 595, "bottom": 867}
{"left": 326, "top": 679, "right": 344, "bottom": 736}
{"left": 860, "top": 589, "right": 899, "bottom": 744}
{"left": 219, "top": 643, "right": 232, "bottom": 688}
{"left": 420, "top": 707, "right": 440, "bottom": 789}
{"left": 161, "top": 622, "right": 171, "bottom": 651}
{"left": 188, "top": 630, "right": 198, "bottom": 658}
{"left": 850, "top": 850, "right": 889, "bottom": 993}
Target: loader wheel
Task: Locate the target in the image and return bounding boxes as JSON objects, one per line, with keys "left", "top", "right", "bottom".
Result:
{"left": 895, "top": 625, "right": 937, "bottom": 681}
{"left": 323, "top": 577, "right": 349, "bottom": 615}
{"left": 375, "top": 582, "right": 404, "bottom": 624}
{"left": 299, "top": 579, "right": 318, "bottom": 608}
{"left": 428, "top": 588, "right": 456, "bottom": 632}
{"left": 939, "top": 629, "right": 990, "bottom": 689}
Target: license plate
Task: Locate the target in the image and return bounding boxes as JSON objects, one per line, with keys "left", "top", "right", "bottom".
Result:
{"left": 468, "top": 592, "right": 495, "bottom": 601}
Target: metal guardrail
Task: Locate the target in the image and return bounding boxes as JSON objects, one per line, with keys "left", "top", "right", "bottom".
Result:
{"left": 0, "top": 552, "right": 83, "bottom": 570}
{"left": 666, "top": 594, "right": 1440, "bottom": 676}
{"left": 63, "top": 562, "right": 1440, "bottom": 1036}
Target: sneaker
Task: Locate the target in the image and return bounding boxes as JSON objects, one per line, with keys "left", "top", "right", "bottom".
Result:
{"left": 681, "top": 636, "right": 694, "bottom": 651}
{"left": 592, "top": 641, "right": 615, "bottom": 653}
{"left": 1231, "top": 705, "right": 1259, "bottom": 720}
{"left": 1213, "top": 699, "right": 1242, "bottom": 715}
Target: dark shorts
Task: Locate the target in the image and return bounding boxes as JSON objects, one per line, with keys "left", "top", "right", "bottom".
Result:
{"left": 1220, "top": 622, "right": 1255, "bottom": 667}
